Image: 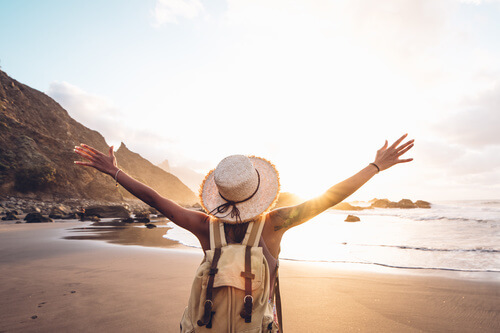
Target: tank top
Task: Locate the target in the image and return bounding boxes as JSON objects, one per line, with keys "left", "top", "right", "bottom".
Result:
{"left": 259, "top": 237, "right": 278, "bottom": 297}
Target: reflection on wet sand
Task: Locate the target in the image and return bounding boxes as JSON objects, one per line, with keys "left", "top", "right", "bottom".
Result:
{"left": 64, "top": 219, "right": 182, "bottom": 249}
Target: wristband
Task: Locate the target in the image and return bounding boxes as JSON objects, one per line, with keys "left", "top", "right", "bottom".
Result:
{"left": 114, "top": 169, "right": 121, "bottom": 187}
{"left": 370, "top": 163, "right": 380, "bottom": 173}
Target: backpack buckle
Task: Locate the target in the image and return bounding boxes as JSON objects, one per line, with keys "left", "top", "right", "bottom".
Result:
{"left": 241, "top": 295, "right": 253, "bottom": 323}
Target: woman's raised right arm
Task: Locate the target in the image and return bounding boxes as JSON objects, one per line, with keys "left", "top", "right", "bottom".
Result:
{"left": 74, "top": 144, "right": 208, "bottom": 240}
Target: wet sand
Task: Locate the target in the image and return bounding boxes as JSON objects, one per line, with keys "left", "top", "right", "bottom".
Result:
{"left": 0, "top": 221, "right": 499, "bottom": 332}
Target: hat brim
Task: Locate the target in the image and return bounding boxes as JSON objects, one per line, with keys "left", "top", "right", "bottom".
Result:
{"left": 200, "top": 156, "right": 280, "bottom": 224}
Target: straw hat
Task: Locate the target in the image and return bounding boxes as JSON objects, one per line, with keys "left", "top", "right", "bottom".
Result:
{"left": 200, "top": 155, "right": 280, "bottom": 224}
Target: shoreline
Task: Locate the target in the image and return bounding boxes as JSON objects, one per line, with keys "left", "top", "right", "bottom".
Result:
{"left": 2, "top": 218, "right": 499, "bottom": 283}
{"left": 1, "top": 221, "right": 499, "bottom": 332}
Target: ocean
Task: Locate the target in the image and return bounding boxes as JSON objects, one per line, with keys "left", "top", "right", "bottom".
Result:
{"left": 163, "top": 200, "right": 500, "bottom": 279}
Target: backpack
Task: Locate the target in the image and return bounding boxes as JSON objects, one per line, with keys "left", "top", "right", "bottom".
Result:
{"left": 180, "top": 215, "right": 280, "bottom": 332}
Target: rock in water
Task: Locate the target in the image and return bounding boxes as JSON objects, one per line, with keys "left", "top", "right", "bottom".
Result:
{"left": 415, "top": 200, "right": 431, "bottom": 208}
{"left": 397, "top": 199, "right": 417, "bottom": 209}
{"left": 145, "top": 223, "right": 157, "bottom": 229}
{"left": 332, "top": 202, "right": 367, "bottom": 211}
{"left": 370, "top": 199, "right": 392, "bottom": 208}
{"left": 344, "top": 215, "right": 361, "bottom": 222}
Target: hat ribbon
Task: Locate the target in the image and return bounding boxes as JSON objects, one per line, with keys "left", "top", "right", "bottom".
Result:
{"left": 209, "top": 170, "right": 261, "bottom": 223}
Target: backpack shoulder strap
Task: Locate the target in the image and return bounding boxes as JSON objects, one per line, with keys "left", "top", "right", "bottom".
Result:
{"left": 244, "top": 214, "right": 266, "bottom": 247}
{"left": 209, "top": 217, "right": 227, "bottom": 249}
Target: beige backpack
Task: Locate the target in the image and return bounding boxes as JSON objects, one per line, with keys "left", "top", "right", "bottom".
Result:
{"left": 180, "top": 215, "right": 279, "bottom": 332}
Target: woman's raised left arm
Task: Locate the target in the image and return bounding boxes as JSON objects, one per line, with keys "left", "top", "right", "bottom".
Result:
{"left": 269, "top": 134, "right": 414, "bottom": 234}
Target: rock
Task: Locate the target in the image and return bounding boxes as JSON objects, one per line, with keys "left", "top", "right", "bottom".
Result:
{"left": 370, "top": 199, "right": 392, "bottom": 208}
{"left": 370, "top": 198, "right": 419, "bottom": 209}
{"left": 84, "top": 205, "right": 131, "bottom": 219}
{"left": 332, "top": 202, "right": 367, "bottom": 211}
{"left": 145, "top": 223, "right": 157, "bottom": 229}
{"left": 415, "top": 200, "right": 431, "bottom": 209}
{"left": 62, "top": 212, "right": 78, "bottom": 219}
{"left": 345, "top": 215, "right": 361, "bottom": 222}
{"left": 121, "top": 217, "right": 135, "bottom": 223}
{"left": 396, "top": 199, "right": 417, "bottom": 209}
{"left": 134, "top": 210, "right": 150, "bottom": 218}
{"left": 2, "top": 211, "right": 19, "bottom": 220}
{"left": 49, "top": 205, "right": 69, "bottom": 219}
{"left": 81, "top": 215, "right": 100, "bottom": 222}
{"left": 27, "top": 207, "right": 42, "bottom": 214}
{"left": 148, "top": 207, "right": 159, "bottom": 215}
{"left": 24, "top": 213, "right": 53, "bottom": 223}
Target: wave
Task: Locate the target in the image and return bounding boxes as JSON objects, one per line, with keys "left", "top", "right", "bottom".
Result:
{"left": 353, "top": 243, "right": 500, "bottom": 253}
{"left": 280, "top": 258, "right": 500, "bottom": 273}
{"left": 409, "top": 216, "right": 497, "bottom": 223}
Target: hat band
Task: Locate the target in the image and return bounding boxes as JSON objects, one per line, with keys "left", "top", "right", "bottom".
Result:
{"left": 209, "top": 169, "right": 261, "bottom": 223}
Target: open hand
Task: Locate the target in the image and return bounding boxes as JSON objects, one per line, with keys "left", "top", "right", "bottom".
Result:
{"left": 74, "top": 144, "right": 118, "bottom": 176}
{"left": 373, "top": 134, "right": 414, "bottom": 172}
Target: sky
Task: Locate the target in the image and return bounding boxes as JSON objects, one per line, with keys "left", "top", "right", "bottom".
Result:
{"left": 1, "top": 0, "right": 499, "bottom": 201}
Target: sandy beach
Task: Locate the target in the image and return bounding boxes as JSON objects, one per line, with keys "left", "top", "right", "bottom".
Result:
{"left": 0, "top": 221, "right": 499, "bottom": 333}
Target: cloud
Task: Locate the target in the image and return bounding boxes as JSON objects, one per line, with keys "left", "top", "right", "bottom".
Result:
{"left": 152, "top": 0, "right": 204, "bottom": 26}
{"left": 47, "top": 82, "right": 126, "bottom": 143}
{"left": 46, "top": 82, "right": 175, "bottom": 163}
{"left": 436, "top": 82, "right": 500, "bottom": 148}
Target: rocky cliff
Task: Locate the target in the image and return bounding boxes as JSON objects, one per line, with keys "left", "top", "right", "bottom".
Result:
{"left": 0, "top": 70, "right": 197, "bottom": 205}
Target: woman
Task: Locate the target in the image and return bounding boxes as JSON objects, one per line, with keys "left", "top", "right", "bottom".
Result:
{"left": 74, "top": 133, "right": 414, "bottom": 331}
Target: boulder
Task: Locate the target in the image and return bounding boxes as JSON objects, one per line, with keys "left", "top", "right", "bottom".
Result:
{"left": 370, "top": 199, "right": 393, "bottom": 208}
{"left": 134, "top": 210, "right": 150, "bottom": 219}
{"left": 344, "top": 215, "right": 361, "bottom": 222}
{"left": 84, "top": 205, "right": 130, "bottom": 219}
{"left": 27, "top": 206, "right": 42, "bottom": 214}
{"left": 2, "top": 211, "right": 19, "bottom": 220}
{"left": 49, "top": 205, "right": 70, "bottom": 219}
{"left": 121, "top": 217, "right": 135, "bottom": 223}
{"left": 145, "top": 223, "right": 157, "bottom": 229}
{"left": 134, "top": 210, "right": 150, "bottom": 223}
{"left": 81, "top": 215, "right": 100, "bottom": 222}
{"left": 148, "top": 207, "right": 159, "bottom": 215}
{"left": 62, "top": 212, "right": 78, "bottom": 219}
{"left": 415, "top": 200, "right": 431, "bottom": 209}
{"left": 396, "top": 199, "right": 417, "bottom": 209}
{"left": 332, "top": 202, "right": 367, "bottom": 211}
{"left": 25, "top": 213, "right": 53, "bottom": 223}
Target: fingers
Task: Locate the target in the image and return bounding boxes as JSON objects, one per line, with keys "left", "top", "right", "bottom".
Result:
{"left": 397, "top": 158, "right": 413, "bottom": 164}
{"left": 74, "top": 146, "right": 97, "bottom": 161}
{"left": 397, "top": 143, "right": 414, "bottom": 156}
{"left": 81, "top": 144, "right": 104, "bottom": 157}
{"left": 397, "top": 138, "right": 414, "bottom": 152}
{"left": 74, "top": 161, "right": 93, "bottom": 167}
{"left": 109, "top": 145, "right": 115, "bottom": 157}
{"left": 379, "top": 140, "right": 388, "bottom": 151}
{"left": 389, "top": 133, "right": 408, "bottom": 149}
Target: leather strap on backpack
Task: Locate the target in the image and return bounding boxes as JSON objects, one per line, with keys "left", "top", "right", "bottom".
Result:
{"left": 240, "top": 245, "right": 255, "bottom": 322}
{"left": 198, "top": 222, "right": 223, "bottom": 329}
{"left": 197, "top": 246, "right": 221, "bottom": 328}
{"left": 275, "top": 268, "right": 283, "bottom": 332}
